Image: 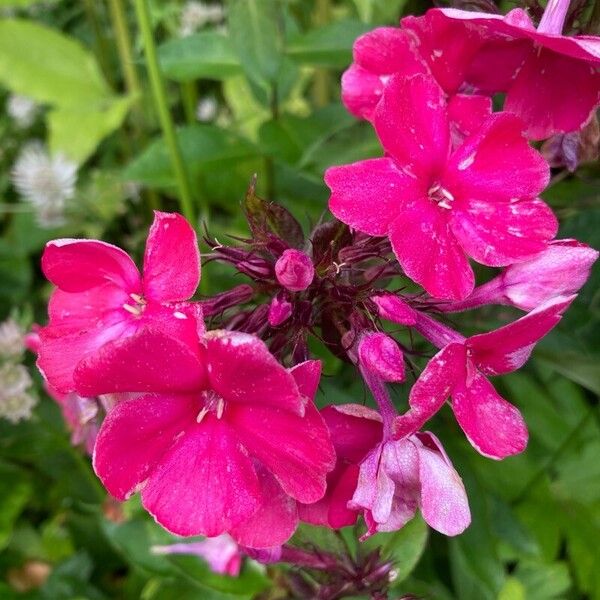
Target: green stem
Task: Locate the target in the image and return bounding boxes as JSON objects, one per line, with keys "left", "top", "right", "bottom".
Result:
{"left": 588, "top": 0, "right": 600, "bottom": 33}
{"left": 312, "top": 0, "right": 331, "bottom": 107}
{"left": 133, "top": 0, "right": 198, "bottom": 224}
{"left": 83, "top": 0, "right": 115, "bottom": 89}
{"left": 181, "top": 81, "right": 199, "bottom": 124}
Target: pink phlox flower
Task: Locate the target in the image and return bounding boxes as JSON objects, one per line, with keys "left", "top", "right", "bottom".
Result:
{"left": 37, "top": 211, "right": 204, "bottom": 396}
{"left": 438, "top": 1, "right": 600, "bottom": 139}
{"left": 298, "top": 404, "right": 383, "bottom": 529}
{"left": 358, "top": 332, "right": 406, "bottom": 383}
{"left": 396, "top": 295, "right": 575, "bottom": 459}
{"left": 327, "top": 72, "right": 556, "bottom": 301}
{"left": 349, "top": 427, "right": 471, "bottom": 539}
{"left": 92, "top": 334, "right": 335, "bottom": 548}
{"left": 152, "top": 534, "right": 242, "bottom": 576}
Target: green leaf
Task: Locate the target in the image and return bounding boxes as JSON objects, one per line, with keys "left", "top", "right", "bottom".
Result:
{"left": 514, "top": 560, "right": 571, "bottom": 599}
{"left": 228, "top": 0, "right": 284, "bottom": 88}
{"left": 536, "top": 349, "right": 600, "bottom": 395}
{"left": 287, "top": 20, "right": 371, "bottom": 67}
{"left": 0, "top": 19, "right": 109, "bottom": 105}
{"left": 497, "top": 577, "right": 526, "bottom": 600}
{"left": 0, "top": 461, "right": 32, "bottom": 551}
{"left": 49, "top": 95, "right": 134, "bottom": 163}
{"left": 158, "top": 32, "right": 241, "bottom": 82}
{"left": 352, "top": 0, "right": 408, "bottom": 24}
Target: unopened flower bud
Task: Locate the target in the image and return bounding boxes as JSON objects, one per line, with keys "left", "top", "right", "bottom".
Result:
{"left": 268, "top": 294, "right": 293, "bottom": 327}
{"left": 371, "top": 294, "right": 417, "bottom": 326}
{"left": 275, "top": 249, "right": 314, "bottom": 292}
{"left": 358, "top": 332, "right": 405, "bottom": 383}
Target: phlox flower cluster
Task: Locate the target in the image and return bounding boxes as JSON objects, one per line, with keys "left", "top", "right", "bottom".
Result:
{"left": 34, "top": 0, "right": 598, "bottom": 581}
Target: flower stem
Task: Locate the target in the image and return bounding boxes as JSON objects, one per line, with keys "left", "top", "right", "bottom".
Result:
{"left": 360, "top": 365, "right": 397, "bottom": 439}
{"left": 133, "top": 0, "right": 197, "bottom": 224}
{"left": 413, "top": 311, "right": 465, "bottom": 348}
{"left": 537, "top": 0, "right": 571, "bottom": 34}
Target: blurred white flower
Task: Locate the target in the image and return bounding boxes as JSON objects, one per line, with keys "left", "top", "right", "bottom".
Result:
{"left": 0, "top": 363, "right": 36, "bottom": 423}
{"left": 0, "top": 319, "right": 24, "bottom": 360}
{"left": 179, "top": 1, "right": 224, "bottom": 37}
{"left": 6, "top": 94, "right": 39, "bottom": 129}
{"left": 196, "top": 97, "right": 218, "bottom": 122}
{"left": 11, "top": 142, "right": 77, "bottom": 228}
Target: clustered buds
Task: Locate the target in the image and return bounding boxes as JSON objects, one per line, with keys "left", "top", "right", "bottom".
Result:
{"left": 31, "top": 0, "right": 599, "bottom": 597}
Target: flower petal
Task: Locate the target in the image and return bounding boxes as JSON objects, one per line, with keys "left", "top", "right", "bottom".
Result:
{"left": 142, "top": 416, "right": 261, "bottom": 537}
{"left": 289, "top": 359, "right": 321, "bottom": 401}
{"left": 326, "top": 158, "right": 423, "bottom": 237}
{"left": 93, "top": 393, "right": 197, "bottom": 500}
{"left": 42, "top": 239, "right": 140, "bottom": 293}
{"left": 447, "top": 94, "right": 492, "bottom": 147}
{"left": 388, "top": 198, "right": 474, "bottom": 301}
{"left": 227, "top": 401, "right": 335, "bottom": 504}
{"left": 205, "top": 330, "right": 304, "bottom": 415}
{"left": 374, "top": 73, "right": 450, "bottom": 179}
{"left": 341, "top": 63, "right": 385, "bottom": 121}
{"left": 143, "top": 212, "right": 201, "bottom": 303}
{"left": 467, "top": 295, "right": 574, "bottom": 375}
{"left": 451, "top": 371, "right": 528, "bottom": 459}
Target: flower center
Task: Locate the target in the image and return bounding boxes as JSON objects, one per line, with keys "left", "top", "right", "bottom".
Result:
{"left": 122, "top": 293, "right": 147, "bottom": 317}
{"left": 428, "top": 183, "right": 454, "bottom": 210}
{"left": 196, "top": 390, "right": 225, "bottom": 422}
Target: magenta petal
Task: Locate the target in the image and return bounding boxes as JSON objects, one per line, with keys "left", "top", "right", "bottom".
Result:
{"left": 289, "top": 359, "right": 322, "bottom": 402}
{"left": 74, "top": 327, "right": 205, "bottom": 396}
{"left": 142, "top": 416, "right": 261, "bottom": 537}
{"left": 358, "top": 332, "right": 405, "bottom": 383}
{"left": 447, "top": 94, "right": 492, "bottom": 147}
{"left": 371, "top": 293, "right": 417, "bottom": 326}
{"left": 205, "top": 330, "right": 304, "bottom": 415}
{"left": 230, "top": 465, "right": 298, "bottom": 549}
{"left": 228, "top": 402, "right": 335, "bottom": 504}
{"left": 444, "top": 113, "right": 550, "bottom": 203}
{"left": 451, "top": 198, "right": 558, "bottom": 267}
{"left": 505, "top": 48, "right": 600, "bottom": 140}
{"left": 341, "top": 63, "right": 385, "bottom": 121}
{"left": 143, "top": 212, "right": 201, "bottom": 303}
{"left": 414, "top": 432, "right": 470, "bottom": 535}
{"left": 326, "top": 158, "right": 423, "bottom": 237}
{"left": 389, "top": 198, "right": 474, "bottom": 301}
{"left": 42, "top": 239, "right": 141, "bottom": 293}
{"left": 93, "top": 393, "right": 197, "bottom": 500}
{"left": 395, "top": 343, "right": 467, "bottom": 438}
{"left": 452, "top": 371, "right": 528, "bottom": 459}
{"left": 374, "top": 73, "right": 450, "bottom": 179}
{"left": 467, "top": 294, "right": 574, "bottom": 375}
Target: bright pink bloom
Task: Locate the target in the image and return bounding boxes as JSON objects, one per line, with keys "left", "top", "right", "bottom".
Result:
{"left": 326, "top": 73, "right": 555, "bottom": 301}
{"left": 445, "top": 239, "right": 599, "bottom": 312}
{"left": 350, "top": 430, "right": 470, "bottom": 538}
{"left": 298, "top": 404, "right": 382, "bottom": 529}
{"left": 438, "top": 2, "right": 600, "bottom": 139}
{"left": 152, "top": 534, "right": 242, "bottom": 576}
{"left": 397, "top": 295, "right": 574, "bottom": 458}
{"left": 37, "top": 212, "right": 203, "bottom": 395}
{"left": 268, "top": 293, "right": 293, "bottom": 327}
{"left": 358, "top": 332, "right": 405, "bottom": 383}
{"left": 274, "top": 249, "right": 314, "bottom": 292}
{"left": 93, "top": 335, "right": 334, "bottom": 548}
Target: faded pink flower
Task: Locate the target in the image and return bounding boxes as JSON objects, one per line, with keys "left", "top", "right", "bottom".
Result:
{"left": 152, "top": 534, "right": 242, "bottom": 576}
{"left": 275, "top": 249, "right": 314, "bottom": 292}
{"left": 298, "top": 404, "right": 382, "bottom": 529}
{"left": 93, "top": 336, "right": 334, "bottom": 548}
{"left": 37, "top": 212, "right": 203, "bottom": 395}
{"left": 439, "top": 0, "right": 600, "bottom": 139}
{"left": 397, "top": 295, "right": 574, "bottom": 458}
{"left": 326, "top": 73, "right": 555, "bottom": 301}
{"left": 350, "top": 430, "right": 470, "bottom": 538}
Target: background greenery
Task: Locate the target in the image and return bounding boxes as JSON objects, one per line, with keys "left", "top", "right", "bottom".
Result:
{"left": 0, "top": 0, "right": 598, "bottom": 598}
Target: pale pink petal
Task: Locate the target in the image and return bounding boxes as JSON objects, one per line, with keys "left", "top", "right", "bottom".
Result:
{"left": 142, "top": 416, "right": 261, "bottom": 537}
{"left": 204, "top": 330, "right": 304, "bottom": 415}
{"left": 451, "top": 371, "right": 528, "bottom": 459}
{"left": 388, "top": 198, "right": 474, "bottom": 301}
{"left": 289, "top": 359, "right": 321, "bottom": 401}
{"left": 230, "top": 465, "right": 298, "bottom": 549}
{"left": 505, "top": 47, "right": 600, "bottom": 140}
{"left": 143, "top": 212, "right": 201, "bottom": 303}
{"left": 447, "top": 94, "right": 492, "bottom": 147}
{"left": 42, "top": 239, "right": 141, "bottom": 293}
{"left": 349, "top": 445, "right": 385, "bottom": 514}
{"left": 413, "top": 432, "right": 470, "bottom": 535}
{"left": 358, "top": 332, "right": 405, "bottom": 383}
{"left": 451, "top": 198, "right": 558, "bottom": 267}
{"left": 227, "top": 401, "right": 335, "bottom": 504}
{"left": 395, "top": 343, "right": 467, "bottom": 438}
{"left": 374, "top": 73, "right": 450, "bottom": 179}
{"left": 444, "top": 113, "right": 550, "bottom": 203}
{"left": 74, "top": 327, "right": 206, "bottom": 396}
{"left": 93, "top": 393, "right": 197, "bottom": 500}
{"left": 467, "top": 294, "right": 574, "bottom": 375}
{"left": 326, "top": 158, "right": 424, "bottom": 237}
